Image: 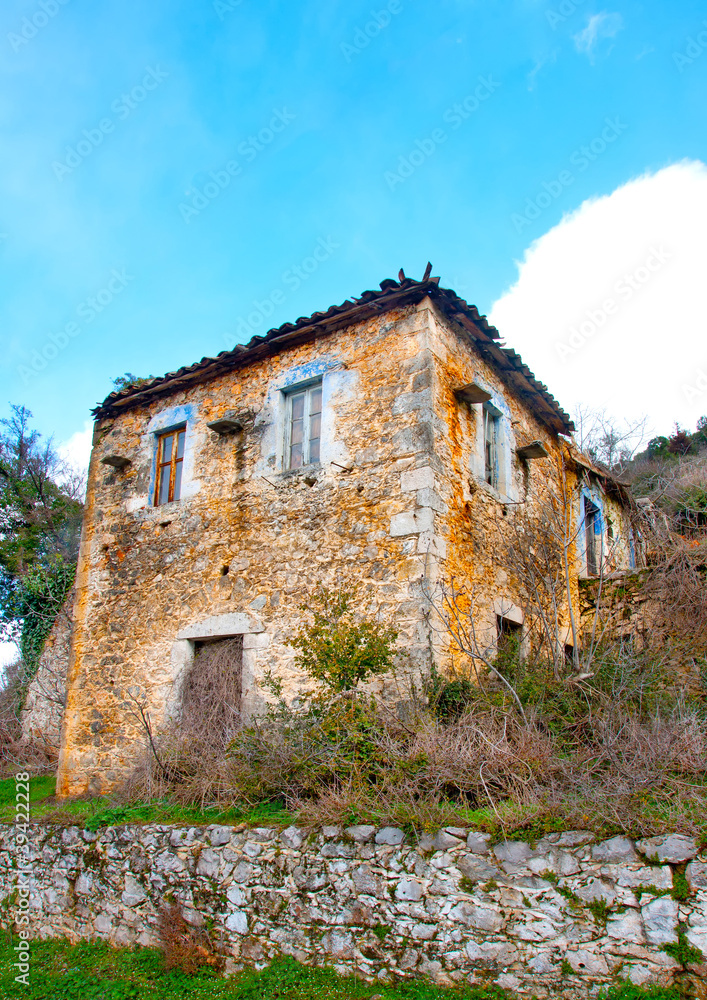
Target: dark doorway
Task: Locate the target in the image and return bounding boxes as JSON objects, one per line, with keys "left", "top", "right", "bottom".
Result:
{"left": 496, "top": 615, "right": 522, "bottom": 657}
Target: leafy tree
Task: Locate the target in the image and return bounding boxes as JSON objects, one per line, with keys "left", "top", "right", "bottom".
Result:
{"left": 292, "top": 589, "right": 397, "bottom": 692}
{"left": 667, "top": 423, "right": 693, "bottom": 457}
{"left": 0, "top": 406, "right": 83, "bottom": 671}
{"left": 112, "top": 372, "right": 156, "bottom": 392}
{"left": 646, "top": 436, "right": 670, "bottom": 459}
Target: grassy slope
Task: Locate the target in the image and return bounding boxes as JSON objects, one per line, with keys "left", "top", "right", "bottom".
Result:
{"left": 2, "top": 776, "right": 704, "bottom": 846}
{"left": 0, "top": 776, "right": 294, "bottom": 830}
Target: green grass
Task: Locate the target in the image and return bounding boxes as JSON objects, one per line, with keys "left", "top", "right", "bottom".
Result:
{"left": 0, "top": 937, "right": 505, "bottom": 1000}
{"left": 662, "top": 924, "right": 704, "bottom": 966}
{"left": 0, "top": 937, "right": 688, "bottom": 1000}
{"left": 597, "top": 989, "right": 682, "bottom": 1000}
{"left": 0, "top": 775, "right": 704, "bottom": 850}
{"left": 0, "top": 779, "right": 292, "bottom": 830}
{"left": 82, "top": 799, "right": 292, "bottom": 832}
{"left": 0, "top": 775, "right": 56, "bottom": 811}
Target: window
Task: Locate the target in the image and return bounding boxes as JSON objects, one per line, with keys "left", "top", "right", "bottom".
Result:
{"left": 155, "top": 427, "right": 186, "bottom": 505}
{"left": 285, "top": 381, "right": 322, "bottom": 469}
{"left": 483, "top": 405, "right": 500, "bottom": 488}
{"left": 583, "top": 497, "right": 601, "bottom": 575}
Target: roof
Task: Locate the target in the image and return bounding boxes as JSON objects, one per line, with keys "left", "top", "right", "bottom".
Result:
{"left": 93, "top": 265, "right": 575, "bottom": 436}
{"left": 566, "top": 443, "right": 634, "bottom": 506}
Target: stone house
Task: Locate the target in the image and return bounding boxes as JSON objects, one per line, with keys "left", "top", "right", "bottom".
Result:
{"left": 35, "top": 267, "right": 636, "bottom": 796}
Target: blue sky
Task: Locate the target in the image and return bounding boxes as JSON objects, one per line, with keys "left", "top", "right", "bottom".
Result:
{"left": 1, "top": 0, "right": 706, "bottom": 458}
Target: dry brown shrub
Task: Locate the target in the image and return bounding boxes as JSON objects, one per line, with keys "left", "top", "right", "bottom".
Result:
{"left": 156, "top": 902, "right": 224, "bottom": 974}
{"left": 373, "top": 710, "right": 557, "bottom": 804}
{"left": 124, "top": 638, "right": 243, "bottom": 807}
{"left": 539, "top": 704, "right": 707, "bottom": 836}
{"left": 643, "top": 536, "right": 707, "bottom": 656}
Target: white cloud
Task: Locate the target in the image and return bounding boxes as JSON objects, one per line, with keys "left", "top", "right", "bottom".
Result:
{"left": 574, "top": 12, "right": 624, "bottom": 62}
{"left": 58, "top": 420, "right": 93, "bottom": 477}
{"left": 489, "top": 160, "right": 707, "bottom": 438}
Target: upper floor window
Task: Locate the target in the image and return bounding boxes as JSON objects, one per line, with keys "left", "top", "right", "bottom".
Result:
{"left": 483, "top": 405, "right": 500, "bottom": 488}
{"left": 285, "top": 381, "right": 322, "bottom": 469}
{"left": 155, "top": 427, "right": 186, "bottom": 505}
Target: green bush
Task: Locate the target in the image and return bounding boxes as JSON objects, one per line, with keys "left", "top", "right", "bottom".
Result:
{"left": 431, "top": 677, "right": 476, "bottom": 720}
{"left": 291, "top": 588, "right": 397, "bottom": 692}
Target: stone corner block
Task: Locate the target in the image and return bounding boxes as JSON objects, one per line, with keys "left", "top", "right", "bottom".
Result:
{"left": 389, "top": 508, "right": 435, "bottom": 537}
{"left": 400, "top": 467, "right": 435, "bottom": 493}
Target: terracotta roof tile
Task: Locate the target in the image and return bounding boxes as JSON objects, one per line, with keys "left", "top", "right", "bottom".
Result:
{"left": 94, "top": 266, "right": 574, "bottom": 435}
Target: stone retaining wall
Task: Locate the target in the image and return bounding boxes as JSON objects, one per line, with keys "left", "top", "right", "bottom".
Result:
{"left": 2, "top": 822, "right": 706, "bottom": 996}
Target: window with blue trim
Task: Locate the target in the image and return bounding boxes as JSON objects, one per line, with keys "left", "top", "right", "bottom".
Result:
{"left": 155, "top": 427, "right": 186, "bottom": 505}
{"left": 285, "top": 381, "right": 322, "bottom": 469}
{"left": 583, "top": 496, "right": 601, "bottom": 575}
{"left": 483, "top": 404, "right": 500, "bottom": 488}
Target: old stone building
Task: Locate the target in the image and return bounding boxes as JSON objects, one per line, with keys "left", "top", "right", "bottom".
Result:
{"left": 41, "top": 267, "right": 636, "bottom": 796}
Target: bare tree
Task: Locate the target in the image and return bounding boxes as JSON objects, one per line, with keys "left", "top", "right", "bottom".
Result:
{"left": 573, "top": 405, "right": 649, "bottom": 476}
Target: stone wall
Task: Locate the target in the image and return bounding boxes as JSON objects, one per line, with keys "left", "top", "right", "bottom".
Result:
{"left": 21, "top": 593, "right": 74, "bottom": 751}
{"left": 579, "top": 572, "right": 652, "bottom": 644}
{"left": 579, "top": 571, "right": 704, "bottom": 692}
{"left": 2, "top": 821, "right": 705, "bottom": 995}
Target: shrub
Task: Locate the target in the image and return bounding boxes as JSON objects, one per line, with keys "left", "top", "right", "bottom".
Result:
{"left": 156, "top": 903, "right": 224, "bottom": 975}
{"left": 431, "top": 677, "right": 476, "bottom": 721}
{"left": 291, "top": 589, "right": 397, "bottom": 692}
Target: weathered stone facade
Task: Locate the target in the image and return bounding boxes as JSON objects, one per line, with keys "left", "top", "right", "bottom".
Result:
{"left": 53, "top": 273, "right": 636, "bottom": 795}
{"left": 2, "top": 821, "right": 705, "bottom": 994}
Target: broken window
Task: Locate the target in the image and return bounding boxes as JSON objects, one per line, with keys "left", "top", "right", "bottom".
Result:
{"left": 155, "top": 427, "right": 186, "bottom": 505}
{"left": 584, "top": 497, "right": 601, "bottom": 576}
{"left": 285, "top": 381, "right": 322, "bottom": 469}
{"left": 180, "top": 636, "right": 243, "bottom": 742}
{"left": 483, "top": 405, "right": 500, "bottom": 488}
